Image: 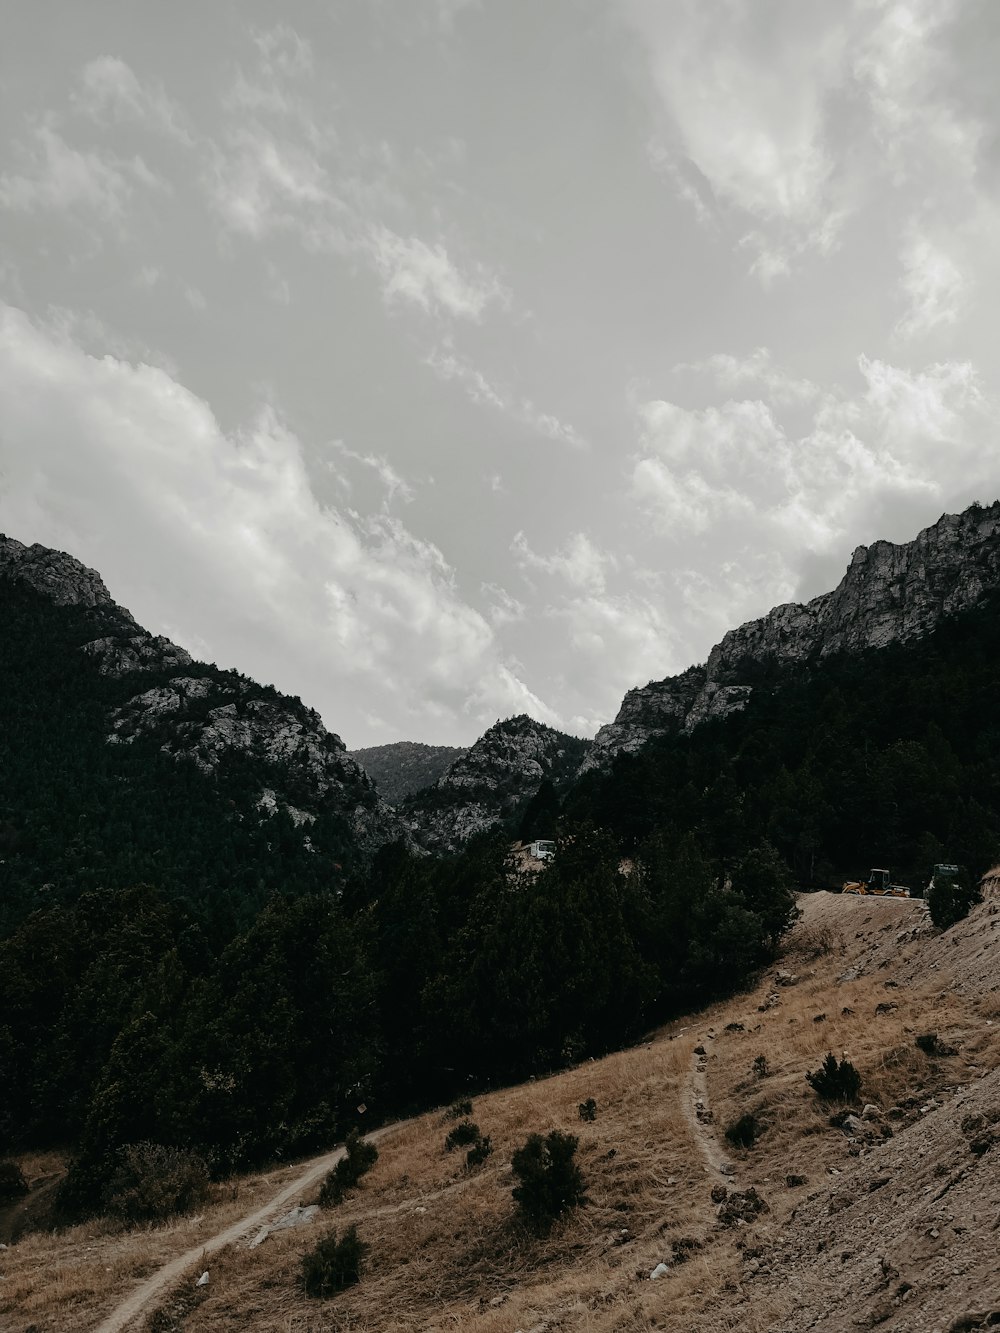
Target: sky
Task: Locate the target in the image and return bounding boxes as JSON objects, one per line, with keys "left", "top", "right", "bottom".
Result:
{"left": 3, "top": 1, "right": 1000, "bottom": 748}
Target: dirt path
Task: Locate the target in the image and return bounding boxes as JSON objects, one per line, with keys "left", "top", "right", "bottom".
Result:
{"left": 93, "top": 1128, "right": 391, "bottom": 1333}
{"left": 682, "top": 1037, "right": 736, "bottom": 1184}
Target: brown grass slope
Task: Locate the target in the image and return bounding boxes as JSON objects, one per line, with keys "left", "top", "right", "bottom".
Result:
{"left": 3, "top": 892, "right": 998, "bottom": 1333}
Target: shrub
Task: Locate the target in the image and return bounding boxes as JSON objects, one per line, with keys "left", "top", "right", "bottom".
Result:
{"left": 318, "top": 1130, "right": 378, "bottom": 1207}
{"left": 444, "top": 1120, "right": 481, "bottom": 1152}
{"left": 578, "top": 1098, "right": 597, "bottom": 1122}
{"left": 302, "top": 1225, "right": 367, "bottom": 1297}
{"left": 806, "top": 1054, "right": 862, "bottom": 1104}
{"left": 725, "top": 1112, "right": 763, "bottom": 1149}
{"left": 752, "top": 1054, "right": 769, "bottom": 1079}
{"left": 0, "top": 1160, "right": 28, "bottom": 1201}
{"left": 101, "top": 1142, "right": 210, "bottom": 1223}
{"left": 465, "top": 1136, "right": 493, "bottom": 1168}
{"left": 446, "top": 1099, "right": 473, "bottom": 1120}
{"left": 511, "top": 1130, "right": 586, "bottom": 1233}
{"left": 916, "top": 1032, "right": 956, "bottom": 1057}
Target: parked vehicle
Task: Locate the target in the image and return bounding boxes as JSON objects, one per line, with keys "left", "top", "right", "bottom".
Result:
{"left": 842, "top": 867, "right": 911, "bottom": 898}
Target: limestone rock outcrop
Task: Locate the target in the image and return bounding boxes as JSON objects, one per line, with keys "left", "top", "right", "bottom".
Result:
{"left": 1, "top": 532, "right": 405, "bottom": 859}
{"left": 585, "top": 501, "right": 1000, "bottom": 770}
{"left": 406, "top": 714, "right": 590, "bottom": 853}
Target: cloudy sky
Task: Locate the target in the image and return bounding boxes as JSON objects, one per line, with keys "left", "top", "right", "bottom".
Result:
{"left": 3, "top": 1, "right": 1000, "bottom": 746}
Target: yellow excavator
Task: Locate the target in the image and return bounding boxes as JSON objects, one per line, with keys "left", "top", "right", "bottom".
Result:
{"left": 842, "top": 867, "right": 911, "bottom": 898}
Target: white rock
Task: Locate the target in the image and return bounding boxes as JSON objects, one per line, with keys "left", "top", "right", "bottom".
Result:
{"left": 650, "top": 1262, "right": 670, "bottom": 1279}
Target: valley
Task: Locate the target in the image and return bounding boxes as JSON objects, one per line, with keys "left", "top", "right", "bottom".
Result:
{"left": 5, "top": 889, "right": 997, "bottom": 1333}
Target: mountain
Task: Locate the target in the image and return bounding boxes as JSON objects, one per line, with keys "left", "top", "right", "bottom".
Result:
{"left": 584, "top": 500, "right": 1000, "bottom": 771}
{"left": 0, "top": 535, "right": 406, "bottom": 927}
{"left": 405, "top": 714, "right": 591, "bottom": 853}
{"left": 350, "top": 741, "right": 467, "bottom": 806}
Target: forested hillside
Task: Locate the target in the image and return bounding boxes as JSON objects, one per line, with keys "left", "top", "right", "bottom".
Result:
{"left": 3, "top": 551, "right": 1000, "bottom": 1227}
{"left": 566, "top": 590, "right": 1000, "bottom": 889}
{"left": 350, "top": 741, "right": 467, "bottom": 806}
{"left": 0, "top": 581, "right": 391, "bottom": 937}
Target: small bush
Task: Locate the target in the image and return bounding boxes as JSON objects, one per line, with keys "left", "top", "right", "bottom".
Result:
{"left": 444, "top": 1120, "right": 481, "bottom": 1152}
{"left": 578, "top": 1098, "right": 597, "bottom": 1122}
{"left": 101, "top": 1142, "right": 210, "bottom": 1223}
{"left": 302, "top": 1225, "right": 367, "bottom": 1297}
{"left": 0, "top": 1160, "right": 28, "bottom": 1201}
{"left": 465, "top": 1136, "right": 493, "bottom": 1168}
{"left": 806, "top": 1053, "right": 862, "bottom": 1104}
{"left": 511, "top": 1130, "right": 586, "bottom": 1234}
{"left": 319, "top": 1130, "right": 378, "bottom": 1207}
{"left": 752, "top": 1054, "right": 770, "bottom": 1079}
{"left": 916, "top": 1032, "right": 956, "bottom": 1057}
{"left": 725, "top": 1112, "right": 763, "bottom": 1149}
{"left": 446, "top": 1099, "right": 473, "bottom": 1120}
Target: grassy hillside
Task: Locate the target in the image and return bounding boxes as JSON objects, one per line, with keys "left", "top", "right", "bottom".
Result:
{"left": 6, "top": 892, "right": 998, "bottom": 1332}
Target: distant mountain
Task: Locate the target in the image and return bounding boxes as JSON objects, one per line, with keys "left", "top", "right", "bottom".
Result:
{"left": 583, "top": 500, "right": 1000, "bottom": 771}
{"left": 350, "top": 741, "right": 467, "bottom": 806}
{"left": 0, "top": 535, "right": 406, "bottom": 927}
{"left": 405, "top": 714, "right": 591, "bottom": 853}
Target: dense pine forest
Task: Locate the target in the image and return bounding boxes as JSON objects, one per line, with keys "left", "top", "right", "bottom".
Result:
{"left": 2, "top": 579, "right": 999, "bottom": 1218}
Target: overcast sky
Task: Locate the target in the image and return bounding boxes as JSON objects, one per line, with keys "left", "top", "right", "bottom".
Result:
{"left": 3, "top": 1, "right": 1000, "bottom": 747}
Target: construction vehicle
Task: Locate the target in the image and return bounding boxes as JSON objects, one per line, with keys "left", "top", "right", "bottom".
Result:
{"left": 926, "top": 863, "right": 962, "bottom": 895}
{"left": 842, "top": 867, "right": 911, "bottom": 898}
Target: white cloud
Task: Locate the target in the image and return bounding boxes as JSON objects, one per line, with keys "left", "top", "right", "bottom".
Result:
{"left": 626, "top": 0, "right": 984, "bottom": 284}
{"left": 675, "top": 347, "right": 819, "bottom": 407}
{"left": 626, "top": 0, "right": 850, "bottom": 257}
{"left": 0, "top": 124, "right": 160, "bottom": 219}
{"left": 0, "top": 303, "right": 559, "bottom": 745}
{"left": 632, "top": 352, "right": 998, "bottom": 597}
{"left": 331, "top": 441, "right": 416, "bottom": 508}
{"left": 74, "top": 56, "right": 193, "bottom": 144}
{"left": 853, "top": 0, "right": 979, "bottom": 185}
{"left": 207, "top": 126, "right": 343, "bottom": 243}
{"left": 895, "top": 227, "right": 966, "bottom": 338}
{"left": 369, "top": 226, "right": 508, "bottom": 320}
{"left": 252, "top": 24, "right": 314, "bottom": 78}
{"left": 426, "top": 344, "right": 586, "bottom": 447}
{"left": 512, "top": 531, "right": 616, "bottom": 595}
{"left": 426, "top": 344, "right": 507, "bottom": 409}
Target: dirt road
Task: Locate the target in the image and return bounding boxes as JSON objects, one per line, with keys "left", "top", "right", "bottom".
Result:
{"left": 93, "top": 1128, "right": 390, "bottom": 1333}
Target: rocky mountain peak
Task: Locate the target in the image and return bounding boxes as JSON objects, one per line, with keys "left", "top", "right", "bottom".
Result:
{"left": 406, "top": 714, "right": 591, "bottom": 853}
{"left": 1, "top": 531, "right": 407, "bottom": 861}
{"left": 0, "top": 534, "right": 117, "bottom": 610}
{"left": 585, "top": 500, "right": 1000, "bottom": 770}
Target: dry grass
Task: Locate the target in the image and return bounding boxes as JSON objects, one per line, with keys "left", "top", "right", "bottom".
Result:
{"left": 5, "top": 893, "right": 997, "bottom": 1333}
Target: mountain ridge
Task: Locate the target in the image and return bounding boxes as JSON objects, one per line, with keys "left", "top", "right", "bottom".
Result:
{"left": 583, "top": 499, "right": 1000, "bottom": 770}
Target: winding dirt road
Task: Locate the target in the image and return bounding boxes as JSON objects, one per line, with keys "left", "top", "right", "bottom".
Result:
{"left": 93, "top": 1129, "right": 391, "bottom": 1333}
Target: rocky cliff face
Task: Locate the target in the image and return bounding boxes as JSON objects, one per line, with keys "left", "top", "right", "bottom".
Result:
{"left": 406, "top": 714, "right": 591, "bottom": 853}
{"left": 350, "top": 741, "right": 468, "bottom": 807}
{"left": 585, "top": 501, "right": 1000, "bottom": 769}
{"left": 0, "top": 533, "right": 406, "bottom": 859}
{"left": 0, "top": 535, "right": 192, "bottom": 677}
